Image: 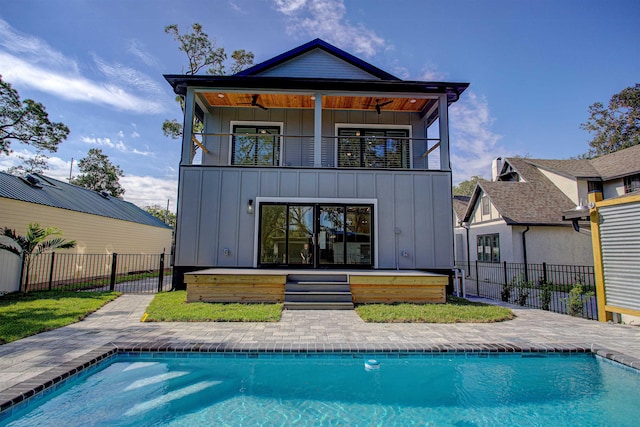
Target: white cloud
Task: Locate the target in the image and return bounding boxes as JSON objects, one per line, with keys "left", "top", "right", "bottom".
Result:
{"left": 131, "top": 131, "right": 140, "bottom": 138}
{"left": 118, "top": 131, "right": 125, "bottom": 138}
{"left": 0, "top": 149, "right": 72, "bottom": 180}
{"left": 272, "top": 0, "right": 385, "bottom": 57}
{"left": 1, "top": 150, "right": 177, "bottom": 211}
{"left": 121, "top": 175, "right": 178, "bottom": 212}
{"left": 0, "top": 18, "right": 166, "bottom": 114}
{"left": 127, "top": 39, "right": 157, "bottom": 67}
{"left": 81, "top": 136, "right": 118, "bottom": 148}
{"left": 419, "top": 65, "right": 447, "bottom": 82}
{"left": 449, "top": 92, "right": 506, "bottom": 184}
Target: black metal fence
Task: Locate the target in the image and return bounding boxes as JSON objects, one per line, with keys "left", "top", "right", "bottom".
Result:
{"left": 455, "top": 261, "right": 598, "bottom": 320}
{"left": 21, "top": 252, "right": 171, "bottom": 294}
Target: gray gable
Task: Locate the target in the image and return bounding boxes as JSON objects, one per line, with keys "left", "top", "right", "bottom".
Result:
{"left": 0, "top": 172, "right": 171, "bottom": 229}
{"left": 255, "top": 48, "right": 382, "bottom": 80}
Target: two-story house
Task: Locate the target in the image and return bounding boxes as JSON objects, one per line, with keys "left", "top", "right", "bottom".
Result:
{"left": 165, "top": 39, "right": 468, "bottom": 307}
{"left": 454, "top": 144, "right": 640, "bottom": 269}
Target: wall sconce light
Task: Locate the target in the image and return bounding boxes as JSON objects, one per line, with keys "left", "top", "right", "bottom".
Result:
{"left": 247, "top": 199, "right": 254, "bottom": 214}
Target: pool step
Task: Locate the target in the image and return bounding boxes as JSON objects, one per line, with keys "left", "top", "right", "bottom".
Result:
{"left": 284, "top": 274, "right": 354, "bottom": 310}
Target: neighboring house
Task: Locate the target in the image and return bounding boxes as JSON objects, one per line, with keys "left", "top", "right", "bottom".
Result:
{"left": 0, "top": 172, "right": 173, "bottom": 255}
{"left": 165, "top": 38, "right": 469, "bottom": 293}
{"left": 454, "top": 144, "right": 640, "bottom": 268}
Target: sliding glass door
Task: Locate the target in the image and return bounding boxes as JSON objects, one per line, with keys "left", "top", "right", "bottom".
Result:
{"left": 258, "top": 203, "right": 373, "bottom": 268}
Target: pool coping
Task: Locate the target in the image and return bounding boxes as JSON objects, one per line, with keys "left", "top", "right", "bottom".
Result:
{"left": 1, "top": 342, "right": 639, "bottom": 416}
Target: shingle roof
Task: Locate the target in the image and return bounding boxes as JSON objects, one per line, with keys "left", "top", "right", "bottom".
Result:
{"left": 0, "top": 172, "right": 171, "bottom": 229}
{"left": 464, "top": 159, "right": 575, "bottom": 225}
{"left": 589, "top": 143, "right": 640, "bottom": 179}
{"left": 452, "top": 195, "right": 470, "bottom": 222}
{"left": 521, "top": 144, "right": 640, "bottom": 180}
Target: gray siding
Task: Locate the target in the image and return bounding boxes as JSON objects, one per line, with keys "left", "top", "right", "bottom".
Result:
{"left": 176, "top": 167, "right": 454, "bottom": 270}
{"left": 256, "top": 49, "right": 380, "bottom": 80}
{"left": 599, "top": 201, "right": 640, "bottom": 311}
{"left": 202, "top": 108, "right": 431, "bottom": 169}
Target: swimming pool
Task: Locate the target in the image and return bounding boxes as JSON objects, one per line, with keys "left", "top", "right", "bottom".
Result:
{"left": 2, "top": 352, "right": 639, "bottom": 426}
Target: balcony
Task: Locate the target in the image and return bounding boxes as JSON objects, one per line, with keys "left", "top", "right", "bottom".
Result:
{"left": 188, "top": 133, "right": 443, "bottom": 171}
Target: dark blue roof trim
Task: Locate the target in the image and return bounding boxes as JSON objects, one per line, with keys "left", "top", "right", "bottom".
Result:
{"left": 235, "top": 38, "right": 399, "bottom": 80}
{"left": 0, "top": 172, "right": 171, "bottom": 229}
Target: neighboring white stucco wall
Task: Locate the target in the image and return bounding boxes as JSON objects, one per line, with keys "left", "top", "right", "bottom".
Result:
{"left": 538, "top": 169, "right": 579, "bottom": 203}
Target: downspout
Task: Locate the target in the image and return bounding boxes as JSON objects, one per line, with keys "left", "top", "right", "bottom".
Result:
{"left": 522, "top": 226, "right": 530, "bottom": 282}
{"left": 460, "top": 221, "right": 470, "bottom": 274}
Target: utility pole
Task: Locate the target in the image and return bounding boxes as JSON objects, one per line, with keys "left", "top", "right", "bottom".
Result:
{"left": 165, "top": 199, "right": 170, "bottom": 224}
{"left": 68, "top": 158, "right": 74, "bottom": 182}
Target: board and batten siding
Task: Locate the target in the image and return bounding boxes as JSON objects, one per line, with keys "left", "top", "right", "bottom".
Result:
{"left": 175, "top": 167, "right": 454, "bottom": 270}
{"left": 202, "top": 108, "right": 429, "bottom": 169}
{"left": 598, "top": 200, "right": 640, "bottom": 312}
{"left": 254, "top": 49, "right": 381, "bottom": 80}
{"left": 1, "top": 198, "right": 173, "bottom": 255}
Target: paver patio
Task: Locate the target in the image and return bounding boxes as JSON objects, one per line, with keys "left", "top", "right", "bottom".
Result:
{"left": 1, "top": 294, "right": 639, "bottom": 412}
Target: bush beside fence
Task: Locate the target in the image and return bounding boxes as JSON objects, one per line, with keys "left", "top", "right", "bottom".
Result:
{"left": 455, "top": 261, "right": 597, "bottom": 320}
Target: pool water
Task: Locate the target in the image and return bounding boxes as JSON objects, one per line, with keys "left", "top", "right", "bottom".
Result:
{"left": 3, "top": 352, "right": 640, "bottom": 426}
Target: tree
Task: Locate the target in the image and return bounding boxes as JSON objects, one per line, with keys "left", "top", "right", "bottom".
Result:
{"left": 163, "top": 23, "right": 254, "bottom": 139}
{"left": 0, "top": 75, "right": 70, "bottom": 155}
{"left": 71, "top": 148, "right": 125, "bottom": 198}
{"left": 1, "top": 223, "right": 76, "bottom": 292}
{"left": 5, "top": 149, "right": 49, "bottom": 176}
{"left": 144, "top": 204, "right": 176, "bottom": 228}
{"left": 580, "top": 84, "right": 640, "bottom": 157}
{"left": 453, "top": 175, "right": 484, "bottom": 196}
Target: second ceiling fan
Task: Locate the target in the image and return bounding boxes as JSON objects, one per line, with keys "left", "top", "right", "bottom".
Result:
{"left": 241, "top": 94, "right": 268, "bottom": 110}
{"left": 364, "top": 98, "right": 393, "bottom": 114}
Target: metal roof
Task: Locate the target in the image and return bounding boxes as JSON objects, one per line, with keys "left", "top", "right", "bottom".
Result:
{"left": 0, "top": 172, "right": 171, "bottom": 229}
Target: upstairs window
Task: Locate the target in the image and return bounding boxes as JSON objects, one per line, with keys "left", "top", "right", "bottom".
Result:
{"left": 624, "top": 174, "right": 640, "bottom": 194}
{"left": 481, "top": 195, "right": 491, "bottom": 216}
{"left": 232, "top": 125, "right": 281, "bottom": 166}
{"left": 337, "top": 128, "right": 410, "bottom": 168}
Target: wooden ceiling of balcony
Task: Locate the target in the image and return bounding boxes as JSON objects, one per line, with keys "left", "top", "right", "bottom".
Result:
{"left": 201, "top": 93, "right": 433, "bottom": 113}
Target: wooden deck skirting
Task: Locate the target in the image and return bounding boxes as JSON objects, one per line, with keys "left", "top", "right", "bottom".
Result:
{"left": 184, "top": 269, "right": 448, "bottom": 304}
{"left": 350, "top": 275, "right": 447, "bottom": 304}
{"left": 185, "top": 273, "right": 286, "bottom": 303}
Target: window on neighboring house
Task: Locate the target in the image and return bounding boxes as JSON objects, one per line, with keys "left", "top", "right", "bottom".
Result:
{"left": 232, "top": 125, "right": 281, "bottom": 166}
{"left": 481, "top": 195, "right": 491, "bottom": 216}
{"left": 624, "top": 174, "right": 640, "bottom": 194}
{"left": 477, "top": 234, "right": 500, "bottom": 263}
{"left": 588, "top": 180, "right": 603, "bottom": 193}
{"left": 337, "top": 128, "right": 410, "bottom": 168}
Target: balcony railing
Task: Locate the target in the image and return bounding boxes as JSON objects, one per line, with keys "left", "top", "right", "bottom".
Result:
{"left": 189, "top": 133, "right": 443, "bottom": 170}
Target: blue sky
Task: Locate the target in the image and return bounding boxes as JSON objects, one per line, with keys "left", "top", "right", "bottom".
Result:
{"left": 1, "top": 0, "right": 639, "bottom": 210}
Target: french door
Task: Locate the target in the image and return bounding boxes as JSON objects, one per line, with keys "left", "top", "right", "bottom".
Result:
{"left": 258, "top": 203, "right": 373, "bottom": 268}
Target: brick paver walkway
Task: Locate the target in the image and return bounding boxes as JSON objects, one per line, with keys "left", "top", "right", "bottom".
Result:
{"left": 1, "top": 294, "right": 639, "bottom": 412}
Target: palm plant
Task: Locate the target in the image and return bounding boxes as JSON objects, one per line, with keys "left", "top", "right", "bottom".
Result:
{"left": 1, "top": 223, "right": 76, "bottom": 292}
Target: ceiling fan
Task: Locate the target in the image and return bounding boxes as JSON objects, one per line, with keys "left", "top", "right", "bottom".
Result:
{"left": 240, "top": 94, "right": 268, "bottom": 110}
{"left": 364, "top": 98, "right": 393, "bottom": 114}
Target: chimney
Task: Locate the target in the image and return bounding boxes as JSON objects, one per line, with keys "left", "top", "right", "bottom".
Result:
{"left": 491, "top": 157, "right": 502, "bottom": 181}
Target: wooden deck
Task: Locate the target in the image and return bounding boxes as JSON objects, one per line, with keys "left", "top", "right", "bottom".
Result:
{"left": 184, "top": 269, "right": 448, "bottom": 305}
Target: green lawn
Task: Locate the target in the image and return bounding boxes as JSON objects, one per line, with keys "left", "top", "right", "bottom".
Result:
{"left": 0, "top": 291, "right": 120, "bottom": 344}
{"left": 355, "top": 296, "right": 514, "bottom": 323}
{"left": 144, "top": 291, "right": 283, "bottom": 322}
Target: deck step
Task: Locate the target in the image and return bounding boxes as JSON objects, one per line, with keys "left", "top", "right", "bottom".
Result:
{"left": 284, "top": 273, "right": 353, "bottom": 309}
{"left": 284, "top": 301, "right": 355, "bottom": 310}
{"left": 286, "top": 282, "right": 350, "bottom": 292}
{"left": 285, "top": 291, "right": 353, "bottom": 303}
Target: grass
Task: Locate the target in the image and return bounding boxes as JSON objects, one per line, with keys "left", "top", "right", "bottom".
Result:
{"left": 144, "top": 291, "right": 283, "bottom": 322}
{"left": 0, "top": 291, "right": 120, "bottom": 344}
{"left": 355, "top": 296, "right": 515, "bottom": 323}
